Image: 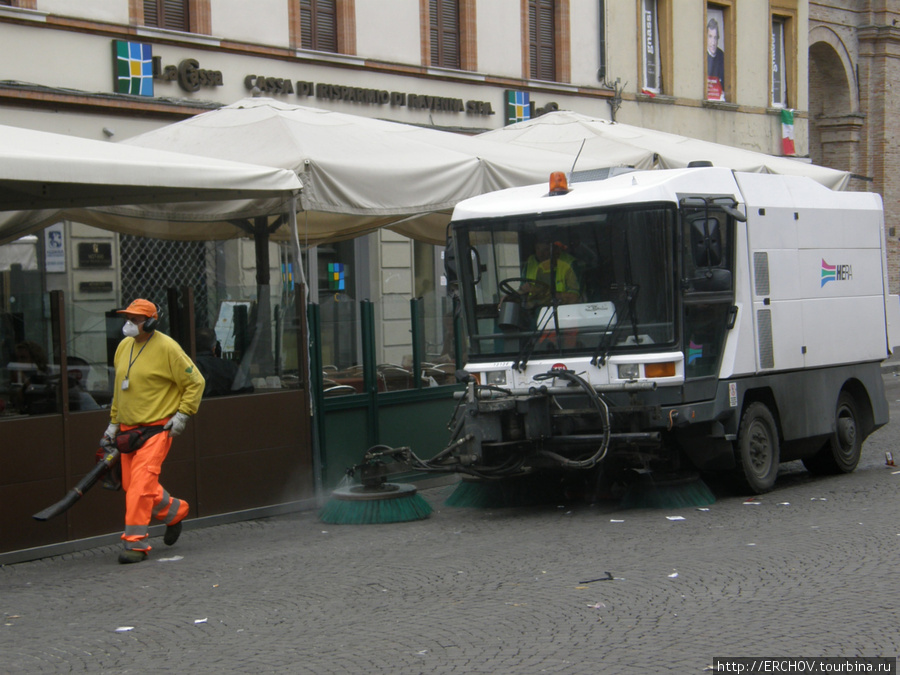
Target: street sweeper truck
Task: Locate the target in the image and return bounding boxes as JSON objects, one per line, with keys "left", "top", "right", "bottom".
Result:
{"left": 428, "top": 165, "right": 899, "bottom": 497}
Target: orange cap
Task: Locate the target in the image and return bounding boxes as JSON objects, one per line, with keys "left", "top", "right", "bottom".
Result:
{"left": 117, "top": 299, "right": 158, "bottom": 319}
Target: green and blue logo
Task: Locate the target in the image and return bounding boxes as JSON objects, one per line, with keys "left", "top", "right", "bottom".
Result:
{"left": 505, "top": 90, "right": 531, "bottom": 125}
{"left": 328, "top": 262, "right": 346, "bottom": 291}
{"left": 113, "top": 40, "right": 154, "bottom": 96}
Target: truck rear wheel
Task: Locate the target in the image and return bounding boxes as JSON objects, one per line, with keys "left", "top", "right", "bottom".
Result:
{"left": 803, "top": 391, "right": 861, "bottom": 476}
{"left": 734, "top": 402, "right": 780, "bottom": 494}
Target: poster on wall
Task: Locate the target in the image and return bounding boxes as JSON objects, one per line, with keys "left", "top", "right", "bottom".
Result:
{"left": 642, "top": 0, "right": 661, "bottom": 94}
{"left": 215, "top": 301, "right": 251, "bottom": 355}
{"left": 705, "top": 6, "right": 726, "bottom": 101}
{"left": 44, "top": 223, "right": 65, "bottom": 273}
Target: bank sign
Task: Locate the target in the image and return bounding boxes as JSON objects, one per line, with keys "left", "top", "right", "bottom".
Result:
{"left": 112, "top": 40, "right": 495, "bottom": 116}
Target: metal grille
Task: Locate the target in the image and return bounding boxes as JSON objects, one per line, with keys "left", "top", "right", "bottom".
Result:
{"left": 757, "top": 308, "right": 774, "bottom": 369}
{"left": 119, "top": 235, "right": 213, "bottom": 330}
{"left": 753, "top": 251, "right": 770, "bottom": 296}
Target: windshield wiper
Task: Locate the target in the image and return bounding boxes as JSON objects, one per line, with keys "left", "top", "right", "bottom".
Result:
{"left": 591, "top": 283, "right": 640, "bottom": 367}
{"left": 512, "top": 302, "right": 558, "bottom": 371}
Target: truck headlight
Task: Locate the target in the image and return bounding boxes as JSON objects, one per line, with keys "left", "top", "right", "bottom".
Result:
{"left": 485, "top": 370, "right": 508, "bottom": 386}
{"left": 617, "top": 364, "right": 639, "bottom": 380}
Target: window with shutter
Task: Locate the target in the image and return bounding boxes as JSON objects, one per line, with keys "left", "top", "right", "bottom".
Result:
{"left": 300, "top": 0, "right": 338, "bottom": 53}
{"left": 143, "top": 0, "right": 189, "bottom": 32}
{"left": 529, "top": 0, "right": 556, "bottom": 81}
{"left": 770, "top": 4, "right": 796, "bottom": 110}
{"left": 430, "top": 0, "right": 461, "bottom": 69}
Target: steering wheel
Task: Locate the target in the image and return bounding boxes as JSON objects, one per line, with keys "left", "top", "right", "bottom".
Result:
{"left": 499, "top": 277, "right": 550, "bottom": 303}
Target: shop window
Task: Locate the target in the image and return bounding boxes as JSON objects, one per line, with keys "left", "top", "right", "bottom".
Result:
{"left": 705, "top": 2, "right": 733, "bottom": 102}
{"left": 144, "top": 0, "right": 189, "bottom": 32}
{"left": 300, "top": 0, "right": 337, "bottom": 52}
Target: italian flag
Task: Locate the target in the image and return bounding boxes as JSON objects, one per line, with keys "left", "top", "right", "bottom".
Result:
{"left": 781, "top": 108, "right": 796, "bottom": 156}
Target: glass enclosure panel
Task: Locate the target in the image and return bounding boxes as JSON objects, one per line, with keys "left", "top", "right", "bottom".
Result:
{"left": 413, "top": 240, "right": 456, "bottom": 366}
{"left": 199, "top": 281, "right": 305, "bottom": 396}
{"left": 376, "top": 294, "right": 415, "bottom": 392}
{"left": 64, "top": 297, "right": 117, "bottom": 411}
{"left": 318, "top": 294, "right": 362, "bottom": 397}
{"left": 1, "top": 290, "right": 61, "bottom": 417}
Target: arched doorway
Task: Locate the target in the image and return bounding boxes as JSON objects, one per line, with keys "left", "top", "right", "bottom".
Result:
{"left": 808, "top": 28, "right": 862, "bottom": 177}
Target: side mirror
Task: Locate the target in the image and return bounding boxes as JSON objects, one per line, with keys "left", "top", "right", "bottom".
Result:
{"left": 690, "top": 218, "right": 722, "bottom": 267}
{"left": 443, "top": 233, "right": 457, "bottom": 284}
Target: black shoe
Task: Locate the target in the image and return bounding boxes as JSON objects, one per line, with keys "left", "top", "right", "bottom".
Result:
{"left": 164, "top": 521, "right": 183, "bottom": 546}
{"left": 118, "top": 550, "right": 148, "bottom": 564}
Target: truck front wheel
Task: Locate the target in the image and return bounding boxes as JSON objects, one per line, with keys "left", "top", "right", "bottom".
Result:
{"left": 734, "top": 402, "right": 780, "bottom": 494}
{"left": 803, "top": 391, "right": 861, "bottom": 476}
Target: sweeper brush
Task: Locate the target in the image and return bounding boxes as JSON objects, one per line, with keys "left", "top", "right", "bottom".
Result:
{"left": 320, "top": 483, "right": 432, "bottom": 524}
{"left": 444, "top": 474, "right": 567, "bottom": 509}
{"left": 618, "top": 471, "right": 716, "bottom": 510}
{"left": 319, "top": 445, "right": 432, "bottom": 525}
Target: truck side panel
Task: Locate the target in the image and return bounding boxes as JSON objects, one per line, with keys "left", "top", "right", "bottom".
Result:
{"left": 801, "top": 296, "right": 887, "bottom": 368}
{"left": 735, "top": 174, "right": 889, "bottom": 375}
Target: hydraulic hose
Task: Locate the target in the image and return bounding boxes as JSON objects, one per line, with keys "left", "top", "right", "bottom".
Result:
{"left": 533, "top": 369, "right": 611, "bottom": 469}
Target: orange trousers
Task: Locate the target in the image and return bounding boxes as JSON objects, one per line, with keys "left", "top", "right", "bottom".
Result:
{"left": 119, "top": 421, "right": 189, "bottom": 552}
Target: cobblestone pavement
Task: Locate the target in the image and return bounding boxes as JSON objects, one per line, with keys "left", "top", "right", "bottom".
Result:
{"left": 3, "top": 380, "right": 900, "bottom": 674}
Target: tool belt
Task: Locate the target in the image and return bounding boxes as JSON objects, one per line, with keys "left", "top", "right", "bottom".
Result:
{"left": 116, "top": 425, "right": 166, "bottom": 454}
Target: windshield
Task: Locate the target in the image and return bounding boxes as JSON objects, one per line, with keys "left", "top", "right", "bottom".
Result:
{"left": 454, "top": 204, "right": 676, "bottom": 359}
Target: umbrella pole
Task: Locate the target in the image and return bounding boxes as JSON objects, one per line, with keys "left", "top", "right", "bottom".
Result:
{"left": 287, "top": 199, "right": 324, "bottom": 498}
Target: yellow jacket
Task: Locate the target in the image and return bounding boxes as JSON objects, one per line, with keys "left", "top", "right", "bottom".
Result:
{"left": 524, "top": 251, "right": 580, "bottom": 295}
{"left": 111, "top": 331, "right": 205, "bottom": 426}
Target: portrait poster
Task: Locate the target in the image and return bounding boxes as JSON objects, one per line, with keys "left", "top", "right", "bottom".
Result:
{"left": 705, "top": 6, "right": 726, "bottom": 101}
{"left": 44, "top": 223, "right": 65, "bottom": 273}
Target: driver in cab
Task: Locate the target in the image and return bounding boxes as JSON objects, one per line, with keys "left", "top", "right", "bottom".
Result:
{"left": 519, "top": 231, "right": 581, "bottom": 307}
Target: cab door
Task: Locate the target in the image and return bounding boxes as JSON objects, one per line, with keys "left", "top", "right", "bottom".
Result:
{"left": 679, "top": 200, "right": 738, "bottom": 402}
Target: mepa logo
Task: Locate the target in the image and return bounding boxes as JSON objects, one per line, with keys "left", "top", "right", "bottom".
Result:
{"left": 821, "top": 259, "right": 852, "bottom": 287}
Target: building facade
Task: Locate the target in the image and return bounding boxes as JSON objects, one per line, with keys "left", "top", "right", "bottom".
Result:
{"left": 0, "top": 0, "right": 816, "bottom": 371}
{"left": 808, "top": 0, "right": 900, "bottom": 292}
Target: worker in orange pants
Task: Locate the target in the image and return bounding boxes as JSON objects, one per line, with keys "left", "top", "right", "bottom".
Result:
{"left": 119, "top": 421, "right": 190, "bottom": 554}
{"left": 101, "top": 299, "right": 205, "bottom": 564}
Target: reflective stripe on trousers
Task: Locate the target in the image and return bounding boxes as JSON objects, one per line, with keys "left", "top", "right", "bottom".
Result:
{"left": 119, "top": 421, "right": 189, "bottom": 552}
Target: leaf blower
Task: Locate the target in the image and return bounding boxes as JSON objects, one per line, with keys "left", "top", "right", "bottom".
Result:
{"left": 32, "top": 445, "right": 121, "bottom": 521}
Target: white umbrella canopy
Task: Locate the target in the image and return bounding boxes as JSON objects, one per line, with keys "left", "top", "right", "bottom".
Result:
{"left": 477, "top": 110, "right": 851, "bottom": 191}
{"left": 0, "top": 123, "right": 302, "bottom": 245}
{"left": 80, "top": 97, "right": 579, "bottom": 246}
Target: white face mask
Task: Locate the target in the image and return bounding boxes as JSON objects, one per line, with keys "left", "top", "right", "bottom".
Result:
{"left": 122, "top": 320, "right": 140, "bottom": 338}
